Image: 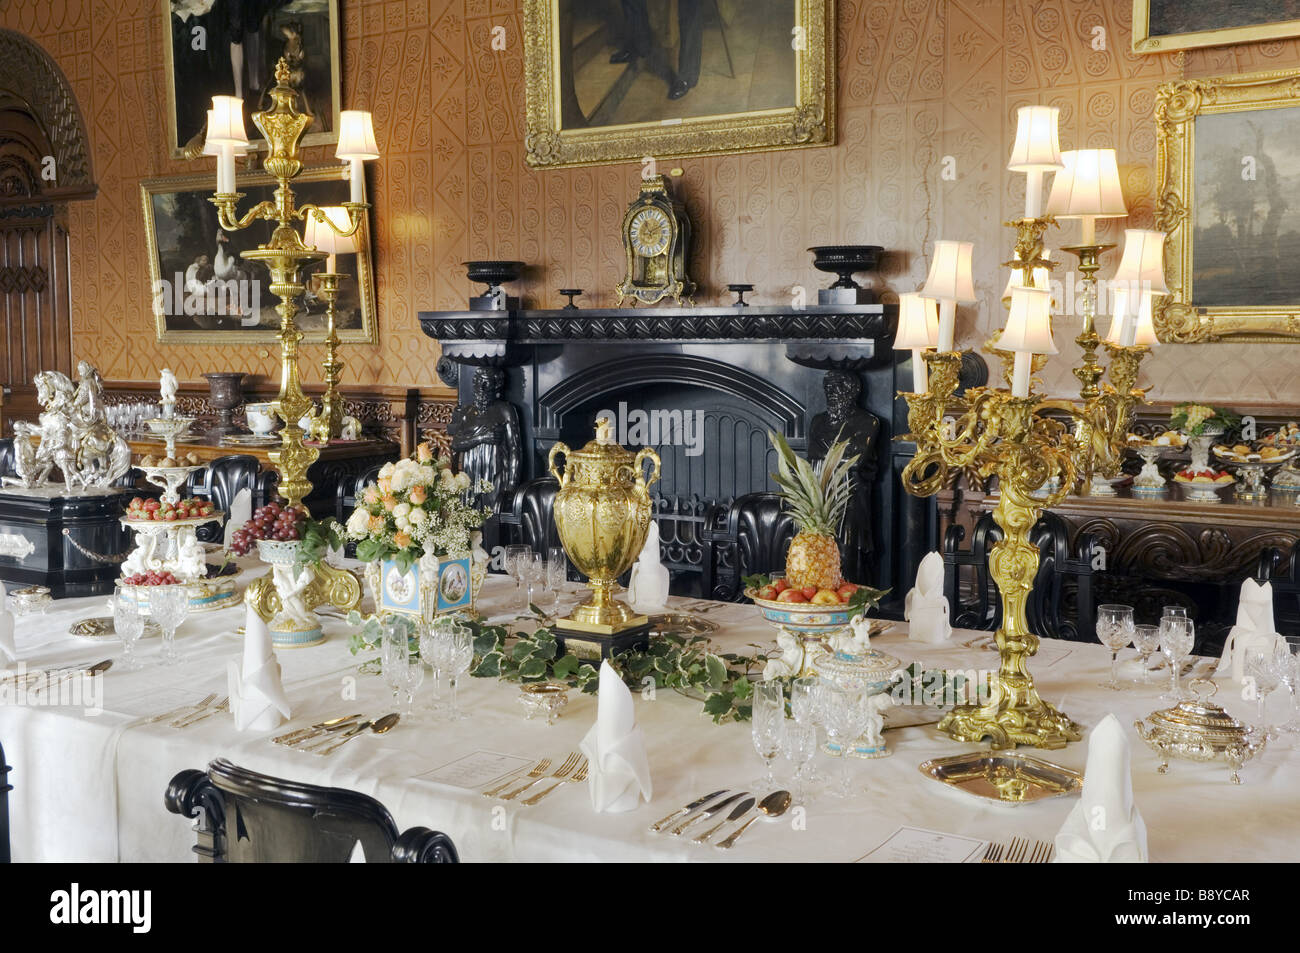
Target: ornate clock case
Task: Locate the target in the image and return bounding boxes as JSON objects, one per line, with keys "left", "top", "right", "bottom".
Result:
{"left": 616, "top": 174, "right": 695, "bottom": 307}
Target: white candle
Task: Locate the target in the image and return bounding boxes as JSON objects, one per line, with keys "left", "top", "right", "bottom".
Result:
{"left": 1024, "top": 169, "right": 1044, "bottom": 220}
{"left": 348, "top": 158, "right": 365, "bottom": 204}
{"left": 326, "top": 253, "right": 337, "bottom": 274}
{"left": 1011, "top": 351, "right": 1032, "bottom": 398}
{"left": 911, "top": 349, "right": 928, "bottom": 394}
{"left": 1080, "top": 214, "right": 1096, "bottom": 246}
{"left": 937, "top": 299, "right": 956, "bottom": 352}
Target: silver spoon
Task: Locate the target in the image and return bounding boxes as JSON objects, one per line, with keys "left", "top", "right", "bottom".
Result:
{"left": 692, "top": 795, "right": 754, "bottom": 845}
{"left": 315, "top": 712, "right": 400, "bottom": 756}
{"left": 716, "top": 790, "right": 792, "bottom": 850}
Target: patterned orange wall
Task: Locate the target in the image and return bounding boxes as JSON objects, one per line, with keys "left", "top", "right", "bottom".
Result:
{"left": 4, "top": 0, "right": 1300, "bottom": 404}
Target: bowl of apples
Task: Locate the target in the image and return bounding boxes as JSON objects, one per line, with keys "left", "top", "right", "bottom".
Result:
{"left": 745, "top": 574, "right": 867, "bottom": 639}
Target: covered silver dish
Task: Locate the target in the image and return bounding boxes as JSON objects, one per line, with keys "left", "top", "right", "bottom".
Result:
{"left": 1134, "top": 679, "right": 1266, "bottom": 784}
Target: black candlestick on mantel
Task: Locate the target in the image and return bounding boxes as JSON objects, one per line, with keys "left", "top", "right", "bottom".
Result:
{"left": 727, "top": 283, "right": 754, "bottom": 307}
{"left": 560, "top": 289, "right": 583, "bottom": 309}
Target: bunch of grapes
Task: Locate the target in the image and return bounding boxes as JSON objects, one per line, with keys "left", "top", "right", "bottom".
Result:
{"left": 228, "top": 501, "right": 310, "bottom": 556}
{"left": 1183, "top": 404, "right": 1213, "bottom": 432}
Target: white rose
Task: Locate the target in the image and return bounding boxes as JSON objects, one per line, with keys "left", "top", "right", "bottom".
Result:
{"left": 439, "top": 468, "right": 456, "bottom": 487}
{"left": 393, "top": 502, "right": 411, "bottom": 518}
{"left": 346, "top": 508, "right": 369, "bottom": 536}
{"left": 378, "top": 462, "right": 396, "bottom": 479}
{"left": 409, "top": 508, "right": 429, "bottom": 526}
{"left": 395, "top": 515, "right": 411, "bottom": 532}
{"left": 455, "top": 471, "right": 470, "bottom": 490}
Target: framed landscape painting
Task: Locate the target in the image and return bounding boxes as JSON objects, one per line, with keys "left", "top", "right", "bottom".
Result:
{"left": 142, "top": 164, "right": 377, "bottom": 345}
{"left": 523, "top": 0, "right": 833, "bottom": 167}
{"left": 1133, "top": 1, "right": 1300, "bottom": 53}
{"left": 1153, "top": 69, "right": 1300, "bottom": 342}
{"left": 163, "top": 0, "right": 341, "bottom": 158}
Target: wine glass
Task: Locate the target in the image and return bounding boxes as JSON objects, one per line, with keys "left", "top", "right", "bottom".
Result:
{"left": 147, "top": 585, "right": 190, "bottom": 665}
{"left": 1096, "top": 604, "right": 1135, "bottom": 690}
{"left": 1278, "top": 636, "right": 1300, "bottom": 734}
{"left": 750, "top": 680, "right": 786, "bottom": 789}
{"left": 504, "top": 544, "right": 529, "bottom": 611}
{"left": 442, "top": 622, "right": 475, "bottom": 720}
{"left": 521, "top": 552, "right": 544, "bottom": 614}
{"left": 112, "top": 591, "right": 144, "bottom": 671}
{"left": 1158, "top": 614, "right": 1195, "bottom": 701}
{"left": 790, "top": 676, "right": 825, "bottom": 782}
{"left": 417, "top": 621, "right": 443, "bottom": 712}
{"left": 380, "top": 621, "right": 409, "bottom": 704}
{"left": 400, "top": 660, "right": 425, "bottom": 718}
{"left": 782, "top": 722, "right": 817, "bottom": 803}
{"left": 824, "top": 684, "right": 871, "bottom": 798}
{"left": 1245, "top": 645, "right": 1283, "bottom": 740}
{"left": 1131, "top": 624, "right": 1161, "bottom": 685}
{"left": 546, "top": 547, "right": 568, "bottom": 614}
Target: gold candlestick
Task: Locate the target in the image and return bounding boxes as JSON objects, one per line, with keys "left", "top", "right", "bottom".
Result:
{"left": 309, "top": 271, "right": 347, "bottom": 443}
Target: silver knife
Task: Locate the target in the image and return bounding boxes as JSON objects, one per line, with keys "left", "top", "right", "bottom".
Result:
{"left": 669, "top": 791, "right": 748, "bottom": 836}
{"left": 649, "top": 789, "right": 728, "bottom": 833}
{"left": 693, "top": 796, "right": 755, "bottom": 845}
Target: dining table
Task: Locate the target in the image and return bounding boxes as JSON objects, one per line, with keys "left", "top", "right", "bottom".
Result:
{"left": 2, "top": 562, "right": 1297, "bottom": 863}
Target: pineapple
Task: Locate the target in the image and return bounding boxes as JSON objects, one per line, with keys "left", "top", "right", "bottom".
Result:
{"left": 769, "top": 430, "right": 858, "bottom": 591}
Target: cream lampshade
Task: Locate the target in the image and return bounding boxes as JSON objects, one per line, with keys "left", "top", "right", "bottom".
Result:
{"left": 1001, "top": 286, "right": 1056, "bottom": 398}
{"left": 1007, "top": 106, "right": 1063, "bottom": 219}
{"left": 201, "top": 110, "right": 249, "bottom": 156}
{"left": 1107, "top": 288, "right": 1159, "bottom": 347}
{"left": 921, "top": 239, "right": 976, "bottom": 352}
{"left": 895, "top": 292, "right": 940, "bottom": 394}
{"left": 206, "top": 96, "right": 249, "bottom": 195}
{"left": 1112, "top": 229, "right": 1169, "bottom": 295}
{"left": 1045, "top": 149, "right": 1126, "bottom": 244}
{"left": 303, "top": 206, "right": 358, "bottom": 273}
{"left": 337, "top": 110, "right": 379, "bottom": 204}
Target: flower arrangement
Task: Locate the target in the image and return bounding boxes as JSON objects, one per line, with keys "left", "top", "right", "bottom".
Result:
{"left": 344, "top": 441, "right": 492, "bottom": 572}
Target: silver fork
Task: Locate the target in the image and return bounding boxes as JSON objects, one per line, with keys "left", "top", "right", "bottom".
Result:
{"left": 483, "top": 758, "right": 551, "bottom": 798}
{"left": 500, "top": 752, "right": 581, "bottom": 801}
{"left": 145, "top": 693, "right": 217, "bottom": 725}
{"left": 981, "top": 841, "right": 1004, "bottom": 863}
{"left": 172, "top": 697, "right": 229, "bottom": 728}
{"left": 521, "top": 758, "right": 588, "bottom": 806}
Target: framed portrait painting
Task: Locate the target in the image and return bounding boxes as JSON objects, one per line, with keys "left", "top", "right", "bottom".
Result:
{"left": 523, "top": 0, "right": 834, "bottom": 168}
{"left": 1153, "top": 68, "right": 1300, "bottom": 342}
{"left": 163, "top": 0, "right": 341, "bottom": 158}
{"left": 1133, "top": 1, "right": 1300, "bottom": 54}
{"left": 142, "top": 164, "right": 378, "bottom": 345}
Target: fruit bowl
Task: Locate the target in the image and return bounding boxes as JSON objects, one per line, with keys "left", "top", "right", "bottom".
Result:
{"left": 746, "top": 587, "right": 855, "bottom": 637}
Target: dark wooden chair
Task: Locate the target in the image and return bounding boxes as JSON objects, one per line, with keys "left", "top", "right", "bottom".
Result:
{"left": 498, "top": 476, "right": 561, "bottom": 553}
{"left": 0, "top": 740, "right": 10, "bottom": 864}
{"left": 702, "top": 491, "right": 799, "bottom": 602}
{"left": 187, "top": 455, "right": 262, "bottom": 542}
{"left": 0, "top": 438, "right": 14, "bottom": 479}
{"left": 165, "top": 759, "right": 458, "bottom": 863}
{"left": 943, "top": 510, "right": 1099, "bottom": 642}
{"left": 1255, "top": 543, "right": 1300, "bottom": 636}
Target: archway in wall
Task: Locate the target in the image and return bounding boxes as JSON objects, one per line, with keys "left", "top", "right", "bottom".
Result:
{"left": 0, "top": 28, "right": 96, "bottom": 435}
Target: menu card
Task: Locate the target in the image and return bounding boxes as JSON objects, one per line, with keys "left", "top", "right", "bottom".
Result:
{"left": 418, "top": 750, "right": 533, "bottom": 790}
{"left": 856, "top": 826, "right": 987, "bottom": 863}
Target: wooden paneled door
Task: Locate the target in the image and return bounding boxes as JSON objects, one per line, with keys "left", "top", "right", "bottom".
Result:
{"left": 0, "top": 204, "right": 72, "bottom": 398}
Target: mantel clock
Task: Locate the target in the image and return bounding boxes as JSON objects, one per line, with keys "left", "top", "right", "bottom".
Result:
{"left": 617, "top": 175, "right": 694, "bottom": 307}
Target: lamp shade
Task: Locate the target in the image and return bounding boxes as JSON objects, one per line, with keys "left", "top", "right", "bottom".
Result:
{"left": 201, "top": 109, "right": 249, "bottom": 156}
{"left": 920, "top": 240, "right": 977, "bottom": 303}
{"left": 1131, "top": 289, "right": 1159, "bottom": 346}
{"left": 1007, "top": 106, "right": 1063, "bottom": 172}
{"left": 336, "top": 110, "right": 379, "bottom": 160}
{"left": 1001, "top": 287, "right": 1057, "bottom": 354}
{"left": 207, "top": 96, "right": 249, "bottom": 146}
{"left": 303, "top": 206, "right": 358, "bottom": 256}
{"left": 1112, "top": 229, "right": 1169, "bottom": 296}
{"left": 894, "top": 292, "right": 939, "bottom": 349}
{"left": 1045, "top": 149, "right": 1126, "bottom": 219}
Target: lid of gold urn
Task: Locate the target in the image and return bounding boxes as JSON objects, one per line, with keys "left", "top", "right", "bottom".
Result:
{"left": 564, "top": 417, "right": 638, "bottom": 465}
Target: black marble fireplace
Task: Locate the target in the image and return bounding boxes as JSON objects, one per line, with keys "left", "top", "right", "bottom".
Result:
{"left": 419, "top": 304, "right": 934, "bottom": 613}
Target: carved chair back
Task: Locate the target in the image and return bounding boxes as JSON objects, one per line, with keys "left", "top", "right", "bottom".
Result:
{"left": 187, "top": 455, "right": 262, "bottom": 543}
{"left": 165, "top": 759, "right": 458, "bottom": 863}
{"left": 943, "top": 510, "right": 1099, "bottom": 642}
{"left": 702, "top": 491, "right": 798, "bottom": 602}
{"left": 1255, "top": 543, "right": 1300, "bottom": 636}
{"left": 0, "top": 438, "right": 15, "bottom": 478}
{"left": 498, "top": 476, "right": 562, "bottom": 554}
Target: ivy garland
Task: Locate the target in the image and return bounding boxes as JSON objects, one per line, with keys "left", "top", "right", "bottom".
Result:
{"left": 348, "top": 607, "right": 771, "bottom": 724}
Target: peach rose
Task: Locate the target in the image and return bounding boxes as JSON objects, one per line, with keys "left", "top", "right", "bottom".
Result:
{"left": 367, "top": 514, "right": 386, "bottom": 534}
{"left": 363, "top": 486, "right": 381, "bottom": 506}
{"left": 382, "top": 494, "right": 398, "bottom": 512}
{"left": 416, "top": 442, "right": 434, "bottom": 464}
{"left": 393, "top": 531, "right": 412, "bottom": 550}
{"left": 377, "top": 476, "right": 393, "bottom": 495}
{"left": 409, "top": 484, "right": 428, "bottom": 505}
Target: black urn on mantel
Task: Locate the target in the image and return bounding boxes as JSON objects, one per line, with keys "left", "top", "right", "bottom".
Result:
{"left": 464, "top": 260, "right": 525, "bottom": 311}
{"left": 808, "top": 245, "right": 883, "bottom": 305}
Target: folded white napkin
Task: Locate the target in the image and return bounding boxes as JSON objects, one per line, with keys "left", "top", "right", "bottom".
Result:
{"left": 222, "top": 487, "right": 253, "bottom": 549}
{"left": 227, "top": 602, "right": 291, "bottom": 731}
{"left": 0, "top": 583, "right": 15, "bottom": 664}
{"left": 1054, "top": 713, "right": 1147, "bottom": 863}
{"left": 627, "top": 523, "right": 669, "bottom": 613}
{"left": 1217, "top": 579, "right": 1282, "bottom": 683}
{"left": 579, "top": 661, "right": 652, "bottom": 813}
{"left": 905, "top": 551, "right": 951, "bottom": 643}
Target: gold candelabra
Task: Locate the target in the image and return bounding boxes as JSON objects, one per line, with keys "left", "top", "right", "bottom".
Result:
{"left": 208, "top": 58, "right": 367, "bottom": 510}
{"left": 309, "top": 271, "right": 346, "bottom": 443}
{"left": 899, "top": 217, "right": 1149, "bottom": 749}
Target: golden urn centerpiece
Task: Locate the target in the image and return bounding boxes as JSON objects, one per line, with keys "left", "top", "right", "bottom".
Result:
{"left": 547, "top": 417, "right": 661, "bottom": 660}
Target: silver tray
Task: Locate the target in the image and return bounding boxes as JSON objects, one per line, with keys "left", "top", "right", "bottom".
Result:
{"left": 918, "top": 752, "right": 1083, "bottom": 805}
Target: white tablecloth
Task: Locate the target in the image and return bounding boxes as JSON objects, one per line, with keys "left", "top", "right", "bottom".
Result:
{"left": 3, "top": 565, "right": 1298, "bottom": 862}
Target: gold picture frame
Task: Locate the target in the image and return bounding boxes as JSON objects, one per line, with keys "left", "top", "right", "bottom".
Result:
{"left": 1132, "top": 1, "right": 1300, "bottom": 54}
{"left": 523, "top": 0, "right": 834, "bottom": 168}
{"left": 1153, "top": 68, "right": 1300, "bottom": 342}
{"left": 162, "top": 0, "right": 341, "bottom": 159}
{"left": 142, "top": 165, "right": 378, "bottom": 345}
